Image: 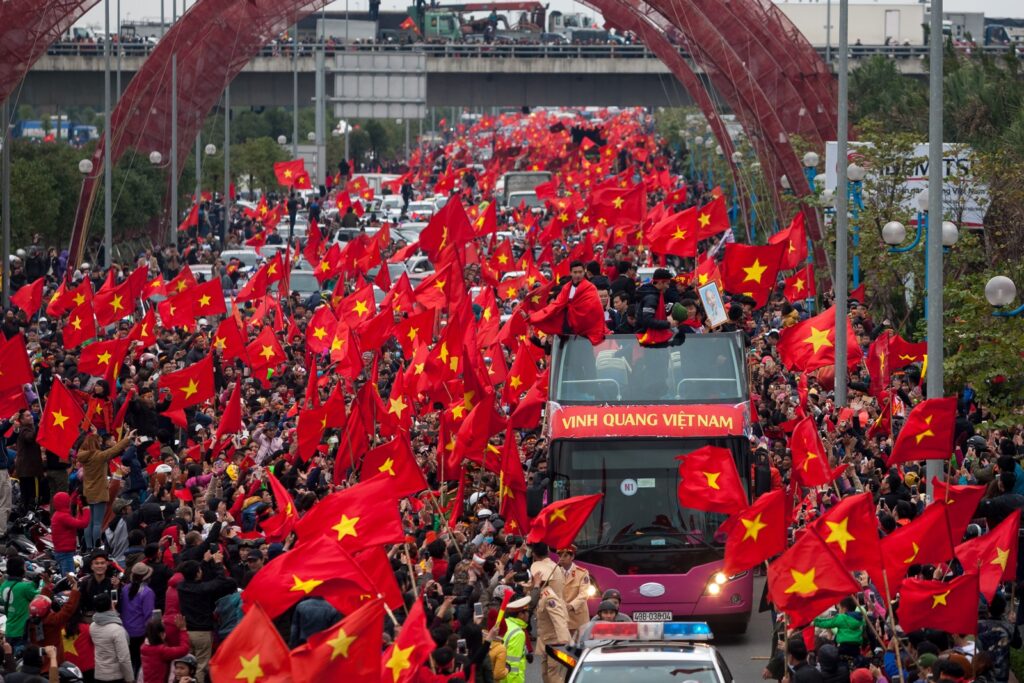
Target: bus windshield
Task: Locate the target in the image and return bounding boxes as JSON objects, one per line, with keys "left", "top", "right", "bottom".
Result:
{"left": 551, "top": 334, "right": 747, "bottom": 404}
{"left": 550, "top": 439, "right": 746, "bottom": 574}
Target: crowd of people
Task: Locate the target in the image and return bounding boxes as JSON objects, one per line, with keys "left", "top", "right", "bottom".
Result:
{"left": 0, "top": 107, "right": 1018, "bottom": 683}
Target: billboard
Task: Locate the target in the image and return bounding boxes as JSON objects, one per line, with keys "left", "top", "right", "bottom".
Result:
{"left": 824, "top": 141, "right": 989, "bottom": 227}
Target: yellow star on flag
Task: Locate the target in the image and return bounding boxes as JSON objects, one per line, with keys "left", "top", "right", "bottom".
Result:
{"left": 332, "top": 514, "right": 359, "bottom": 541}
{"left": 992, "top": 547, "right": 1010, "bottom": 571}
{"left": 352, "top": 300, "right": 369, "bottom": 317}
{"left": 802, "top": 451, "right": 819, "bottom": 471}
{"left": 62, "top": 633, "right": 78, "bottom": 656}
{"left": 824, "top": 517, "right": 856, "bottom": 553}
{"left": 785, "top": 568, "right": 818, "bottom": 595}
{"left": 51, "top": 410, "right": 69, "bottom": 429}
{"left": 698, "top": 212, "right": 711, "bottom": 228}
{"left": 792, "top": 278, "right": 805, "bottom": 293}
{"left": 509, "top": 375, "right": 522, "bottom": 390}
{"left": 312, "top": 327, "right": 327, "bottom": 341}
{"left": 388, "top": 396, "right": 408, "bottom": 418}
{"left": 71, "top": 317, "right": 83, "bottom": 331}
{"left": 198, "top": 294, "right": 212, "bottom": 308}
{"left": 213, "top": 337, "right": 227, "bottom": 351}
{"left": 702, "top": 471, "right": 721, "bottom": 490}
{"left": 385, "top": 644, "right": 416, "bottom": 683}
{"left": 259, "top": 345, "right": 276, "bottom": 361}
{"left": 284, "top": 169, "right": 293, "bottom": 178}
{"left": 611, "top": 196, "right": 624, "bottom": 209}
{"left": 378, "top": 457, "right": 396, "bottom": 476}
{"left": 741, "top": 513, "right": 767, "bottom": 541}
{"left": 496, "top": 254, "right": 509, "bottom": 265}
{"left": 803, "top": 326, "right": 833, "bottom": 353}
{"left": 110, "top": 295, "right": 124, "bottom": 312}
{"left": 904, "top": 542, "right": 920, "bottom": 564}
{"left": 931, "top": 590, "right": 951, "bottom": 608}
{"left": 181, "top": 379, "right": 200, "bottom": 399}
{"left": 742, "top": 259, "right": 768, "bottom": 284}
{"left": 672, "top": 227, "right": 687, "bottom": 240}
{"left": 96, "top": 351, "right": 112, "bottom": 365}
{"left": 235, "top": 655, "right": 264, "bottom": 683}
{"left": 914, "top": 415, "right": 935, "bottom": 444}
{"left": 549, "top": 507, "right": 567, "bottom": 523}
{"left": 327, "top": 626, "right": 357, "bottom": 660}
{"left": 72, "top": 293, "right": 86, "bottom": 306}
{"left": 290, "top": 575, "right": 325, "bottom": 594}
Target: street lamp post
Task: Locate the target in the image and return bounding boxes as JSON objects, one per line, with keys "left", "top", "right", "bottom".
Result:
{"left": 1, "top": 100, "right": 10, "bottom": 306}
{"left": 103, "top": 0, "right": 113, "bottom": 268}
{"left": 223, "top": 83, "right": 230, "bottom": 247}
{"left": 834, "top": 0, "right": 851, "bottom": 407}
{"left": 985, "top": 277, "right": 1024, "bottom": 317}
{"left": 170, "top": 54, "right": 178, "bottom": 246}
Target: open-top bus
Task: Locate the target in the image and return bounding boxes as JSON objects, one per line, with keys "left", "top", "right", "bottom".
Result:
{"left": 546, "top": 332, "right": 753, "bottom": 633}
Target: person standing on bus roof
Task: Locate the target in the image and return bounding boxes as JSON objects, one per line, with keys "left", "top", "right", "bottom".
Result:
{"left": 557, "top": 545, "right": 591, "bottom": 641}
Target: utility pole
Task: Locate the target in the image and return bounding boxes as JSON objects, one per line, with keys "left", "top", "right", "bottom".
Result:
{"left": 833, "top": 0, "right": 850, "bottom": 406}
{"left": 103, "top": 0, "right": 113, "bottom": 268}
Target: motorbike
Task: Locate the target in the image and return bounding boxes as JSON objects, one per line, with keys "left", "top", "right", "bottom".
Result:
{"left": 6, "top": 508, "right": 54, "bottom": 559}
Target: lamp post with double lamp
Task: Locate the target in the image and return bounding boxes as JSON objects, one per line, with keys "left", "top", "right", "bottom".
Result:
{"left": 846, "top": 162, "right": 866, "bottom": 288}
{"left": 984, "top": 276, "right": 1024, "bottom": 318}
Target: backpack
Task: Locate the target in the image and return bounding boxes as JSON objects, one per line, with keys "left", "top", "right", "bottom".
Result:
{"left": 488, "top": 640, "right": 509, "bottom": 680}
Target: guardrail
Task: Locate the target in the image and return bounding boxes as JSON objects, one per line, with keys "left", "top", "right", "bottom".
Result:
{"left": 43, "top": 40, "right": 1019, "bottom": 61}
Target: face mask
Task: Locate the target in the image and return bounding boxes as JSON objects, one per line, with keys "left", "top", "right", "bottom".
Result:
{"left": 483, "top": 536, "right": 493, "bottom": 544}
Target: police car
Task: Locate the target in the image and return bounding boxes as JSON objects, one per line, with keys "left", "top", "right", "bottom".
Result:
{"left": 549, "top": 621, "right": 735, "bottom": 682}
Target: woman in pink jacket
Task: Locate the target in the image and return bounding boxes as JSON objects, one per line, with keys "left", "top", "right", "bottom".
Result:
{"left": 140, "top": 613, "right": 190, "bottom": 683}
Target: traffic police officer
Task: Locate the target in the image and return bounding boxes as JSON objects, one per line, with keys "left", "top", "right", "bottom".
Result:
{"left": 501, "top": 596, "right": 530, "bottom": 683}
{"left": 528, "top": 542, "right": 565, "bottom": 599}
{"left": 558, "top": 544, "right": 592, "bottom": 641}
{"left": 532, "top": 549, "right": 571, "bottom": 683}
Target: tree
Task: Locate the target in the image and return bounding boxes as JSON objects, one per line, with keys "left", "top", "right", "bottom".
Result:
{"left": 232, "top": 137, "right": 288, "bottom": 194}
{"left": 850, "top": 56, "right": 927, "bottom": 136}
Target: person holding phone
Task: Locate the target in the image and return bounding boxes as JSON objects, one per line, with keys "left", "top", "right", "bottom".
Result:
{"left": 76, "top": 428, "right": 136, "bottom": 550}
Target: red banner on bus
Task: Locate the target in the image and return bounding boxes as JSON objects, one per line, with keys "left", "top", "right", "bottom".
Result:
{"left": 547, "top": 403, "right": 748, "bottom": 440}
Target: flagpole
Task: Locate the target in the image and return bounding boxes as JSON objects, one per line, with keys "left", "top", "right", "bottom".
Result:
{"left": 880, "top": 569, "right": 906, "bottom": 683}
{"left": 833, "top": 0, "right": 850, "bottom": 408}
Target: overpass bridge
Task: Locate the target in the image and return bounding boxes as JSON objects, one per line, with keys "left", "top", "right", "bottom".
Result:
{"left": 16, "top": 42, "right": 973, "bottom": 110}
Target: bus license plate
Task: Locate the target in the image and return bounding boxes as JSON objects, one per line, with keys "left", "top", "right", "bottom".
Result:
{"left": 632, "top": 611, "right": 673, "bottom": 621}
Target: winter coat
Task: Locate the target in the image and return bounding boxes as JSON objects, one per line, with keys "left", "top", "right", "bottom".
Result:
{"left": 76, "top": 437, "right": 131, "bottom": 504}
{"left": 51, "top": 492, "right": 90, "bottom": 553}
{"left": 89, "top": 610, "right": 134, "bottom": 683}
{"left": 15, "top": 426, "right": 44, "bottom": 478}
{"left": 813, "top": 612, "right": 864, "bottom": 645}
{"left": 288, "top": 597, "right": 341, "bottom": 647}
{"left": 177, "top": 575, "right": 237, "bottom": 632}
{"left": 118, "top": 583, "right": 155, "bottom": 637}
{"left": 27, "top": 587, "right": 80, "bottom": 667}
{"left": 140, "top": 616, "right": 190, "bottom": 683}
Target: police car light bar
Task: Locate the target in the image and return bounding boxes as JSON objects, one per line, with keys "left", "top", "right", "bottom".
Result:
{"left": 589, "top": 621, "right": 714, "bottom": 642}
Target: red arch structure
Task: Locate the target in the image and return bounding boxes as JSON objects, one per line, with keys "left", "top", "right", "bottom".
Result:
{"left": 66, "top": 0, "right": 838, "bottom": 274}
{"left": 68, "top": 0, "right": 331, "bottom": 267}
{"left": 0, "top": 0, "right": 102, "bottom": 106}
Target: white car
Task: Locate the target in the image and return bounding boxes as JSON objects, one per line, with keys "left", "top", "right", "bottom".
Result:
{"left": 405, "top": 201, "right": 436, "bottom": 221}
{"left": 557, "top": 622, "right": 733, "bottom": 683}
{"left": 379, "top": 196, "right": 405, "bottom": 221}
{"left": 220, "top": 249, "right": 261, "bottom": 272}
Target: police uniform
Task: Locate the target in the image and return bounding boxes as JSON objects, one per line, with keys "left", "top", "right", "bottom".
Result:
{"left": 529, "top": 556, "right": 565, "bottom": 600}
{"left": 502, "top": 599, "right": 530, "bottom": 683}
{"left": 562, "top": 562, "right": 592, "bottom": 637}
{"left": 535, "top": 586, "right": 571, "bottom": 683}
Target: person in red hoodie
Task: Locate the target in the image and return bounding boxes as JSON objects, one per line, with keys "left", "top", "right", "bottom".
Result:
{"left": 140, "top": 613, "right": 191, "bottom": 683}
{"left": 51, "top": 491, "right": 90, "bottom": 576}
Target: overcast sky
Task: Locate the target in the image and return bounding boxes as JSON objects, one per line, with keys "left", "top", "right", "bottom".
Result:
{"left": 77, "top": 0, "right": 1023, "bottom": 30}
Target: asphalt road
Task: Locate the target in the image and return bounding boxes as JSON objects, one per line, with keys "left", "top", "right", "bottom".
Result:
{"left": 525, "top": 577, "right": 775, "bottom": 682}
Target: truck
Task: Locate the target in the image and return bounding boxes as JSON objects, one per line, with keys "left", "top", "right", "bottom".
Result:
{"left": 496, "top": 170, "right": 553, "bottom": 207}
{"left": 773, "top": 2, "right": 926, "bottom": 46}
{"left": 405, "top": 2, "right": 547, "bottom": 42}
{"left": 13, "top": 118, "right": 98, "bottom": 145}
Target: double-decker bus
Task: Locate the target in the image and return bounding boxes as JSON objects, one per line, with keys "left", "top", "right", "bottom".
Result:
{"left": 545, "top": 332, "right": 753, "bottom": 633}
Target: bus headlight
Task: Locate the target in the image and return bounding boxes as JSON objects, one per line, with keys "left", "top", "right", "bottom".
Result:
{"left": 713, "top": 572, "right": 727, "bottom": 585}
{"left": 703, "top": 571, "right": 747, "bottom": 597}
{"left": 585, "top": 584, "right": 598, "bottom": 598}
{"left": 706, "top": 582, "right": 722, "bottom": 596}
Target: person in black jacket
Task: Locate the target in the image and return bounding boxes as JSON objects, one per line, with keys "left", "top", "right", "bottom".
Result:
{"left": 126, "top": 387, "right": 172, "bottom": 441}
{"left": 176, "top": 559, "right": 237, "bottom": 683}
{"left": 634, "top": 268, "right": 680, "bottom": 337}
{"left": 786, "top": 636, "right": 825, "bottom": 682}
{"left": 609, "top": 260, "right": 637, "bottom": 300}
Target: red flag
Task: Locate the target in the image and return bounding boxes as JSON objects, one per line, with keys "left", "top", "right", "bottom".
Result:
{"left": 306, "top": 306, "right": 338, "bottom": 354}
{"left": 177, "top": 204, "right": 199, "bottom": 232}
{"left": 528, "top": 277, "right": 606, "bottom": 345}
{"left": 360, "top": 437, "right": 428, "bottom": 497}
{"left": 723, "top": 490, "right": 787, "bottom": 575}
{"left": 158, "top": 354, "right": 215, "bottom": 409}
{"left": 896, "top": 572, "right": 980, "bottom": 635}
{"left": 849, "top": 283, "right": 865, "bottom": 303}
{"left": 783, "top": 265, "right": 816, "bottom": 302}
{"left": 589, "top": 183, "right": 646, "bottom": 227}
{"left": 242, "top": 541, "right": 374, "bottom": 619}
{"left": 246, "top": 327, "right": 286, "bottom": 372}
{"left": 694, "top": 195, "right": 730, "bottom": 240}
{"left": 867, "top": 332, "right": 891, "bottom": 400}
{"left": 290, "top": 598, "right": 384, "bottom": 683}
{"left": 380, "top": 598, "right": 435, "bottom": 683}
{"left": 955, "top": 510, "right": 1019, "bottom": 600}
{"left": 92, "top": 278, "right": 135, "bottom": 326}
{"left": 209, "top": 605, "right": 291, "bottom": 683}
{"left": 497, "top": 428, "right": 529, "bottom": 537}
{"left": 186, "top": 279, "right": 225, "bottom": 318}
{"left": 768, "top": 530, "right": 861, "bottom": 626}
{"left": 768, "top": 211, "right": 808, "bottom": 270}
{"left": 646, "top": 207, "right": 697, "bottom": 257}
{"left": 676, "top": 445, "right": 747, "bottom": 513}
{"left": 0, "top": 334, "right": 33, "bottom": 392}
{"left": 720, "top": 243, "right": 784, "bottom": 309}
{"left": 212, "top": 316, "right": 248, "bottom": 363}
{"left": 807, "top": 492, "right": 882, "bottom": 572}
{"left": 274, "top": 159, "right": 308, "bottom": 187}
{"left": 889, "top": 334, "right": 927, "bottom": 366}
{"left": 789, "top": 417, "right": 835, "bottom": 487}
{"left": 886, "top": 397, "right": 957, "bottom": 466}
{"left": 526, "top": 494, "right": 603, "bottom": 550}
{"left": 776, "top": 306, "right": 863, "bottom": 372}
{"left": 62, "top": 301, "right": 97, "bottom": 349}
{"left": 419, "top": 197, "right": 474, "bottom": 261}
{"left": 214, "top": 381, "right": 243, "bottom": 441}
{"left": 11, "top": 277, "right": 44, "bottom": 317}
{"left": 293, "top": 474, "right": 404, "bottom": 552}
{"left": 78, "top": 338, "right": 129, "bottom": 385}
{"left": 36, "top": 380, "right": 85, "bottom": 460}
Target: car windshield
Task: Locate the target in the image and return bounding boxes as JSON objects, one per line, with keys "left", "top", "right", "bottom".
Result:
{"left": 574, "top": 661, "right": 719, "bottom": 682}
{"left": 290, "top": 272, "right": 321, "bottom": 294}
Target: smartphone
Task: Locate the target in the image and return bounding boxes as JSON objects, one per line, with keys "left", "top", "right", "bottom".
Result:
{"left": 456, "top": 638, "right": 467, "bottom": 656}
{"left": 153, "top": 609, "right": 163, "bottom": 621}
{"left": 473, "top": 602, "right": 484, "bottom": 619}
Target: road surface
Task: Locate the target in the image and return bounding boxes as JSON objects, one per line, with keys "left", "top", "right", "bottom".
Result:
{"left": 525, "top": 577, "right": 774, "bottom": 682}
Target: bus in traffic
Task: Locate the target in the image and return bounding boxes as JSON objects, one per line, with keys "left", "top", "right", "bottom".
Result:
{"left": 545, "top": 332, "right": 754, "bottom": 633}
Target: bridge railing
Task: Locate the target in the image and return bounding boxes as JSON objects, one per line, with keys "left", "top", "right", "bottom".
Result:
{"left": 42, "top": 40, "right": 1019, "bottom": 61}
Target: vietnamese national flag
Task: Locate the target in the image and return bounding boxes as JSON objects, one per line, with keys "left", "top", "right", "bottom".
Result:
{"left": 676, "top": 445, "right": 747, "bottom": 513}
{"left": 158, "top": 353, "right": 215, "bottom": 409}
{"left": 290, "top": 598, "right": 385, "bottom": 683}
{"left": 274, "top": 159, "right": 307, "bottom": 187}
{"left": 783, "top": 265, "right": 816, "bottom": 302}
{"left": 246, "top": 326, "right": 286, "bottom": 372}
{"left": 526, "top": 493, "right": 603, "bottom": 552}
{"left": 293, "top": 474, "right": 404, "bottom": 552}
{"left": 807, "top": 492, "right": 881, "bottom": 572}
{"left": 720, "top": 242, "right": 784, "bottom": 309}
{"left": 498, "top": 427, "right": 529, "bottom": 537}
{"left": 63, "top": 301, "right": 97, "bottom": 349}
{"left": 896, "top": 572, "right": 980, "bottom": 635}
{"left": 418, "top": 197, "right": 475, "bottom": 262}
{"left": 889, "top": 334, "right": 927, "bottom": 367}
{"left": 529, "top": 277, "right": 606, "bottom": 345}
{"left": 37, "top": 380, "right": 85, "bottom": 460}
{"left": 296, "top": 405, "right": 329, "bottom": 462}
{"left": 213, "top": 316, "right": 248, "bottom": 363}
{"left": 694, "top": 195, "right": 731, "bottom": 240}
{"left": 768, "top": 211, "right": 808, "bottom": 270}
{"left": 723, "top": 489, "right": 787, "bottom": 576}
{"left": 885, "top": 397, "right": 957, "bottom": 466}
{"left": 776, "top": 306, "right": 862, "bottom": 372}
{"left": 955, "top": 509, "right": 1019, "bottom": 600}
{"left": 11, "top": 277, "right": 44, "bottom": 317}
{"left": 789, "top": 416, "right": 835, "bottom": 487}
{"left": 242, "top": 539, "right": 374, "bottom": 618}
{"left": 209, "top": 604, "right": 291, "bottom": 683}
{"left": 360, "top": 437, "right": 429, "bottom": 498}
{"left": 930, "top": 479, "right": 988, "bottom": 536}
{"left": 78, "top": 338, "right": 129, "bottom": 385}
{"left": 186, "top": 278, "right": 226, "bottom": 318}
{"left": 867, "top": 332, "right": 891, "bottom": 400}
{"left": 589, "top": 183, "right": 646, "bottom": 227}
{"left": 92, "top": 277, "right": 135, "bottom": 326}
{"left": 646, "top": 207, "right": 698, "bottom": 257}
{"left": 306, "top": 306, "right": 338, "bottom": 354}
{"left": 767, "top": 529, "right": 861, "bottom": 626}
{"left": 354, "top": 547, "right": 405, "bottom": 611}
{"left": 177, "top": 203, "right": 199, "bottom": 232}
{"left": 380, "top": 598, "right": 435, "bottom": 683}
